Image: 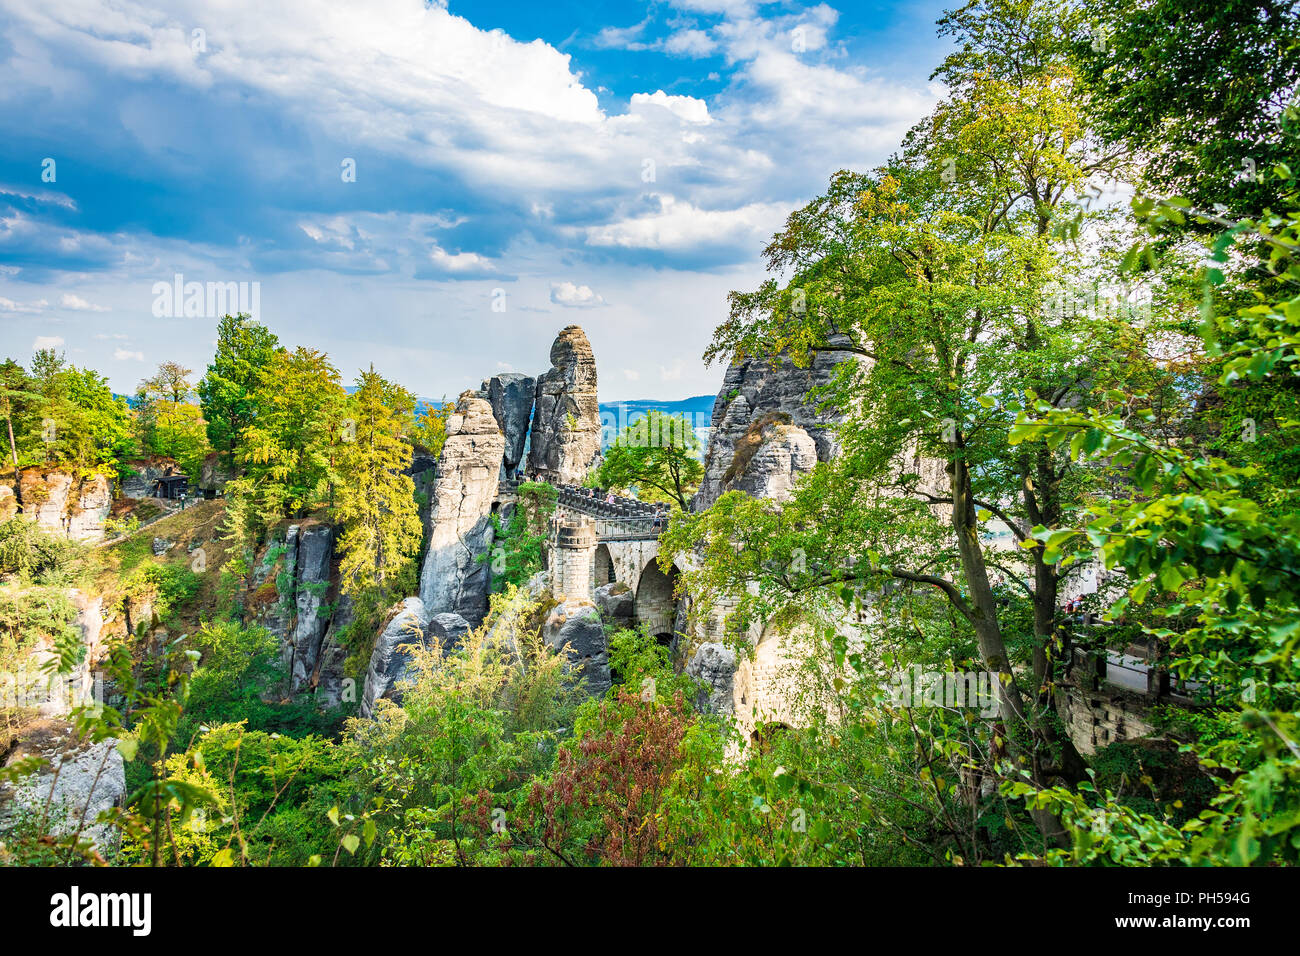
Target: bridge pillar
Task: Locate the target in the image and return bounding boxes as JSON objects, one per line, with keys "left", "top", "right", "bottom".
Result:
{"left": 550, "top": 516, "right": 596, "bottom": 601}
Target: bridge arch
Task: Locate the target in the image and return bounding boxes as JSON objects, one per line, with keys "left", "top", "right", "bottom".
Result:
{"left": 594, "top": 543, "right": 614, "bottom": 589}
{"left": 634, "top": 559, "right": 679, "bottom": 639}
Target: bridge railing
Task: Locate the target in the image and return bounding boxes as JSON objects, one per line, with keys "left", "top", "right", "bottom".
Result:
{"left": 547, "top": 483, "right": 667, "bottom": 539}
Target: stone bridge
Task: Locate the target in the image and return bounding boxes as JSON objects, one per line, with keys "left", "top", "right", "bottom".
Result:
{"left": 541, "top": 483, "right": 682, "bottom": 641}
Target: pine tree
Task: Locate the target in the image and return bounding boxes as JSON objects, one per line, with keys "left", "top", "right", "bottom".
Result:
{"left": 334, "top": 366, "right": 422, "bottom": 599}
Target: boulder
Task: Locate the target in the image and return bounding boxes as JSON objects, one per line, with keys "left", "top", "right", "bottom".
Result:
{"left": 428, "top": 612, "right": 472, "bottom": 653}
{"left": 485, "top": 373, "right": 536, "bottom": 476}
{"left": 0, "top": 719, "right": 127, "bottom": 855}
{"left": 359, "top": 597, "right": 430, "bottom": 718}
{"left": 543, "top": 598, "right": 610, "bottom": 697}
{"left": 686, "top": 642, "right": 737, "bottom": 715}
{"left": 152, "top": 536, "right": 170, "bottom": 556}
{"left": 527, "top": 326, "right": 601, "bottom": 484}
{"left": 418, "top": 395, "right": 505, "bottom": 627}
{"left": 593, "top": 581, "right": 634, "bottom": 621}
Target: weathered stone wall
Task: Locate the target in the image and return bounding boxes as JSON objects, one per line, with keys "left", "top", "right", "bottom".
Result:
{"left": 549, "top": 518, "right": 595, "bottom": 601}
{"left": 1054, "top": 682, "right": 1157, "bottom": 756}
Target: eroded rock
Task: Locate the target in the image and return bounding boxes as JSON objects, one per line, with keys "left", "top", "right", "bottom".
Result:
{"left": 359, "top": 597, "right": 430, "bottom": 718}
{"left": 418, "top": 395, "right": 504, "bottom": 627}
{"left": 527, "top": 326, "right": 600, "bottom": 484}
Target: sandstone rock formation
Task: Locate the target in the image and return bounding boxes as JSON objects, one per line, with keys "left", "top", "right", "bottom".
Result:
{"left": 717, "top": 417, "right": 818, "bottom": 502}
{"left": 428, "top": 611, "right": 472, "bottom": 653}
{"left": 287, "top": 523, "right": 334, "bottom": 691}
{"left": 527, "top": 326, "right": 600, "bottom": 484}
{"left": 0, "top": 719, "right": 127, "bottom": 854}
{"left": 121, "top": 457, "right": 183, "bottom": 499}
{"left": 198, "top": 452, "right": 235, "bottom": 496}
{"left": 360, "top": 597, "right": 429, "bottom": 718}
{"left": 685, "top": 642, "right": 737, "bottom": 714}
{"left": 543, "top": 598, "right": 611, "bottom": 697}
{"left": 418, "top": 394, "right": 505, "bottom": 627}
{"left": 311, "top": 592, "right": 353, "bottom": 709}
{"left": 16, "top": 467, "right": 112, "bottom": 541}
{"left": 694, "top": 339, "right": 861, "bottom": 511}
{"left": 484, "top": 373, "right": 536, "bottom": 477}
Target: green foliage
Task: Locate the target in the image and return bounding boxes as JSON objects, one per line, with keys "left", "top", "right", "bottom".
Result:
{"left": 0, "top": 517, "right": 83, "bottom": 584}
{"left": 593, "top": 410, "right": 702, "bottom": 509}
{"left": 197, "top": 314, "right": 281, "bottom": 467}
{"left": 486, "top": 481, "right": 557, "bottom": 591}
{"left": 234, "top": 345, "right": 346, "bottom": 524}
{"left": 335, "top": 368, "right": 422, "bottom": 601}
{"left": 1008, "top": 191, "right": 1300, "bottom": 864}
{"left": 1, "top": 350, "right": 135, "bottom": 475}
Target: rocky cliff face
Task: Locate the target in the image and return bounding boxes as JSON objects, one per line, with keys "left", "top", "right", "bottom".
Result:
{"left": 418, "top": 394, "right": 505, "bottom": 627}
{"left": 484, "top": 373, "right": 535, "bottom": 477}
{"left": 246, "top": 522, "right": 343, "bottom": 697}
{"left": 527, "top": 325, "right": 600, "bottom": 484}
{"left": 15, "top": 467, "right": 112, "bottom": 541}
{"left": 360, "top": 596, "right": 429, "bottom": 718}
{"left": 694, "top": 341, "right": 861, "bottom": 511}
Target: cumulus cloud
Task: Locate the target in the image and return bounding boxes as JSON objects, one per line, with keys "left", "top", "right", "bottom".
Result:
{"left": 113, "top": 347, "right": 144, "bottom": 361}
{"left": 584, "top": 195, "right": 790, "bottom": 254}
{"left": 664, "top": 28, "right": 718, "bottom": 57}
{"left": 550, "top": 281, "right": 605, "bottom": 308}
{"left": 60, "top": 293, "right": 110, "bottom": 312}
{"left": 0, "top": 0, "right": 943, "bottom": 399}
{"left": 33, "top": 335, "right": 64, "bottom": 350}
{"left": 0, "top": 296, "right": 48, "bottom": 313}
{"left": 630, "top": 90, "right": 711, "bottom": 124}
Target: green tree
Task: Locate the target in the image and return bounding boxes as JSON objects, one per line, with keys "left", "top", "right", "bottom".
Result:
{"left": 198, "top": 314, "right": 281, "bottom": 467}
{"left": 1008, "top": 191, "right": 1300, "bottom": 865}
{"left": 335, "top": 367, "right": 422, "bottom": 600}
{"left": 236, "top": 346, "right": 345, "bottom": 524}
{"left": 1080, "top": 0, "right": 1300, "bottom": 222}
{"left": 136, "top": 360, "right": 210, "bottom": 478}
{"left": 592, "top": 410, "right": 702, "bottom": 509}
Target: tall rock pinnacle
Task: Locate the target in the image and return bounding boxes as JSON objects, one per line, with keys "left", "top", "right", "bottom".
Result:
{"left": 527, "top": 325, "right": 601, "bottom": 484}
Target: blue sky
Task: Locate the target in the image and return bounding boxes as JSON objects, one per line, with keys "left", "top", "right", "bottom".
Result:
{"left": 0, "top": 0, "right": 953, "bottom": 401}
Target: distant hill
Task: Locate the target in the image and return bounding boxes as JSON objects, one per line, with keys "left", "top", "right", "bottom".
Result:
{"left": 598, "top": 395, "right": 715, "bottom": 426}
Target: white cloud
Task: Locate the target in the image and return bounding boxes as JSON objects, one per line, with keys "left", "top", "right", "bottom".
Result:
{"left": 584, "top": 195, "right": 790, "bottom": 253}
{"left": 0, "top": 296, "right": 48, "bottom": 314}
{"left": 660, "top": 358, "right": 685, "bottom": 381}
{"left": 630, "top": 90, "right": 711, "bottom": 124}
{"left": 428, "top": 244, "right": 494, "bottom": 274}
{"left": 550, "top": 281, "right": 605, "bottom": 308}
{"left": 60, "top": 293, "right": 110, "bottom": 312}
{"left": 33, "top": 335, "right": 64, "bottom": 350}
{"left": 114, "top": 347, "right": 144, "bottom": 361}
{"left": 623, "top": 368, "right": 640, "bottom": 381}
{"left": 663, "top": 28, "right": 718, "bottom": 57}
